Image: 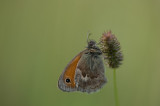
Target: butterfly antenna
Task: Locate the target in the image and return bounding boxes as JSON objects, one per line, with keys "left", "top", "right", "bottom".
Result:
{"left": 87, "top": 31, "right": 91, "bottom": 43}
{"left": 96, "top": 40, "right": 102, "bottom": 45}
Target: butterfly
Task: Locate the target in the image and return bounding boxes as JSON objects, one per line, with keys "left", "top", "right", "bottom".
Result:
{"left": 58, "top": 37, "right": 107, "bottom": 93}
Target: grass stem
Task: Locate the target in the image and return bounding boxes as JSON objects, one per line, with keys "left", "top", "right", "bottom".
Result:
{"left": 113, "top": 69, "right": 119, "bottom": 106}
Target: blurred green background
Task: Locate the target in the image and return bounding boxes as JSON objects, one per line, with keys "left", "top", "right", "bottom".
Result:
{"left": 0, "top": 0, "right": 160, "bottom": 106}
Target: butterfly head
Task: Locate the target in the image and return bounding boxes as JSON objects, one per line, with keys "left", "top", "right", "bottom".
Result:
{"left": 87, "top": 40, "right": 96, "bottom": 48}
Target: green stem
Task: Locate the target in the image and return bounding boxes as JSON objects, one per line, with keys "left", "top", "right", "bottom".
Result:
{"left": 113, "top": 69, "right": 119, "bottom": 106}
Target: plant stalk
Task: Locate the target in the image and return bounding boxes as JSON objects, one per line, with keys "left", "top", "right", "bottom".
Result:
{"left": 113, "top": 69, "right": 119, "bottom": 106}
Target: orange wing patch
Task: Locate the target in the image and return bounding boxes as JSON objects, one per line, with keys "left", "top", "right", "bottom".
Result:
{"left": 63, "top": 52, "right": 83, "bottom": 88}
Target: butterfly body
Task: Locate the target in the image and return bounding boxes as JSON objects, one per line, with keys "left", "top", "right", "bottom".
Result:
{"left": 58, "top": 40, "right": 107, "bottom": 93}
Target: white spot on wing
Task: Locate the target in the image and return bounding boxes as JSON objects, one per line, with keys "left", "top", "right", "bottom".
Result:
{"left": 76, "top": 68, "right": 89, "bottom": 82}
{"left": 81, "top": 74, "right": 89, "bottom": 82}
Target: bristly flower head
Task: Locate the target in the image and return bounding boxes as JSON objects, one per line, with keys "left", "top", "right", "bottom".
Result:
{"left": 100, "top": 31, "right": 123, "bottom": 68}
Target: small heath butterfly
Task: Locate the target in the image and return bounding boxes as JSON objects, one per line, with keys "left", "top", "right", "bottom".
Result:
{"left": 58, "top": 36, "right": 107, "bottom": 93}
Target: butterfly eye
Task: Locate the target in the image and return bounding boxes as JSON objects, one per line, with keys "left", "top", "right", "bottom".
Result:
{"left": 65, "top": 78, "right": 71, "bottom": 83}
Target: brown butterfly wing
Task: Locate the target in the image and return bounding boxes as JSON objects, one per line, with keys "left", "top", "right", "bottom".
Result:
{"left": 75, "top": 49, "right": 107, "bottom": 93}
